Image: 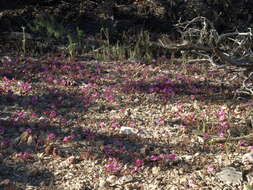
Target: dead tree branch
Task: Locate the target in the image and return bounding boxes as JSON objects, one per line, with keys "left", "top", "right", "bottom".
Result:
{"left": 157, "top": 16, "right": 253, "bottom": 96}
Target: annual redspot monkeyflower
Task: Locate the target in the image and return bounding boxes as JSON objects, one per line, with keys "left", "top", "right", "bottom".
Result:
{"left": 207, "top": 165, "right": 215, "bottom": 172}
{"left": 26, "top": 128, "right": 32, "bottom": 134}
{"left": 105, "top": 157, "right": 121, "bottom": 173}
{"left": 165, "top": 153, "right": 177, "bottom": 160}
{"left": 248, "top": 146, "right": 253, "bottom": 151}
{"left": 105, "top": 163, "right": 121, "bottom": 173}
{"left": 188, "top": 179, "right": 196, "bottom": 187}
{"left": 111, "top": 122, "right": 119, "bottom": 128}
{"left": 47, "top": 133, "right": 56, "bottom": 140}
{"left": 99, "top": 122, "right": 106, "bottom": 127}
{"left": 202, "top": 133, "right": 209, "bottom": 139}
{"left": 63, "top": 135, "right": 75, "bottom": 143}
{"left": 134, "top": 159, "right": 144, "bottom": 167}
{"left": 149, "top": 155, "right": 161, "bottom": 161}
{"left": 16, "top": 152, "right": 33, "bottom": 160}
{"left": 216, "top": 108, "right": 227, "bottom": 121}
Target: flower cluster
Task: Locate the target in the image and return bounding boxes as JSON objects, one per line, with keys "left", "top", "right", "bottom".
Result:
{"left": 16, "top": 152, "right": 33, "bottom": 160}
{"left": 63, "top": 134, "right": 75, "bottom": 143}
{"left": 149, "top": 153, "right": 177, "bottom": 161}
{"left": 105, "top": 157, "right": 121, "bottom": 173}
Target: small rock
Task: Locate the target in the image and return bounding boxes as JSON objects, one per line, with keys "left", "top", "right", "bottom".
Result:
{"left": 216, "top": 167, "right": 242, "bottom": 185}
{"left": 27, "top": 135, "right": 34, "bottom": 145}
{"left": 106, "top": 175, "right": 117, "bottom": 184}
{"left": 119, "top": 175, "right": 133, "bottom": 184}
{"left": 134, "top": 98, "right": 139, "bottom": 103}
{"left": 184, "top": 155, "right": 193, "bottom": 161}
{"left": 0, "top": 179, "right": 12, "bottom": 186}
{"left": 152, "top": 166, "right": 160, "bottom": 175}
{"left": 0, "top": 56, "right": 12, "bottom": 62}
{"left": 66, "top": 156, "right": 76, "bottom": 164}
{"left": 197, "top": 136, "right": 205, "bottom": 143}
{"left": 148, "top": 184, "right": 159, "bottom": 190}
{"left": 99, "top": 179, "right": 107, "bottom": 188}
{"left": 119, "top": 127, "right": 138, "bottom": 135}
{"left": 243, "top": 152, "right": 253, "bottom": 163}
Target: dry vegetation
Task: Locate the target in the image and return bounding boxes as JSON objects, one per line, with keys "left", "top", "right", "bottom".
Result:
{"left": 0, "top": 50, "right": 253, "bottom": 189}
{"left": 1, "top": 1, "right": 253, "bottom": 190}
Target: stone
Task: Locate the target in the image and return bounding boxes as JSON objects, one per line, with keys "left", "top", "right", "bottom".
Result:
{"left": 118, "top": 175, "right": 133, "bottom": 184}
{"left": 242, "top": 152, "right": 253, "bottom": 163}
{"left": 152, "top": 166, "right": 160, "bottom": 176}
{"left": 216, "top": 167, "right": 242, "bottom": 185}
{"left": 106, "top": 175, "right": 117, "bottom": 184}
{"left": 119, "top": 127, "right": 138, "bottom": 135}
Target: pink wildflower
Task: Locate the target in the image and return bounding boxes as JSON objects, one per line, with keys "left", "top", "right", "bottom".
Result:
{"left": 31, "top": 112, "right": 37, "bottom": 117}
{"left": 165, "top": 153, "right": 177, "bottom": 160}
{"left": 99, "top": 122, "right": 106, "bottom": 127}
{"left": 17, "top": 152, "right": 33, "bottom": 160}
{"left": 60, "top": 118, "right": 67, "bottom": 125}
{"left": 248, "top": 146, "right": 253, "bottom": 151}
{"left": 26, "top": 128, "right": 32, "bottom": 134}
{"left": 134, "top": 159, "right": 144, "bottom": 167}
{"left": 188, "top": 179, "right": 195, "bottom": 187}
{"left": 155, "top": 118, "right": 165, "bottom": 125}
{"left": 202, "top": 133, "right": 209, "bottom": 139}
{"left": 179, "top": 125, "right": 187, "bottom": 130}
{"left": 132, "top": 167, "right": 140, "bottom": 173}
{"left": 111, "top": 122, "right": 119, "bottom": 128}
{"left": 105, "top": 163, "right": 121, "bottom": 173}
{"left": 216, "top": 109, "right": 227, "bottom": 121}
{"left": 150, "top": 155, "right": 161, "bottom": 161}
{"left": 218, "top": 131, "right": 225, "bottom": 137}
{"left": 238, "top": 141, "right": 246, "bottom": 146}
{"left": 63, "top": 135, "right": 74, "bottom": 143}
{"left": 220, "top": 122, "right": 229, "bottom": 129}
{"left": 19, "top": 81, "right": 31, "bottom": 92}
{"left": 108, "top": 157, "right": 118, "bottom": 163}
{"left": 105, "top": 157, "right": 121, "bottom": 173}
{"left": 49, "top": 111, "right": 57, "bottom": 119}
{"left": 207, "top": 165, "right": 215, "bottom": 172}
{"left": 129, "top": 121, "right": 136, "bottom": 127}
{"left": 47, "top": 133, "right": 56, "bottom": 140}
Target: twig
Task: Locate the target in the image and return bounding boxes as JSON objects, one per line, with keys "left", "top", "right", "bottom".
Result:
{"left": 210, "top": 133, "right": 253, "bottom": 143}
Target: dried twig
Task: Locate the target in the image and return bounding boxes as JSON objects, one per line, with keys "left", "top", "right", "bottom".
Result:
{"left": 210, "top": 133, "right": 253, "bottom": 143}
{"left": 158, "top": 16, "right": 253, "bottom": 95}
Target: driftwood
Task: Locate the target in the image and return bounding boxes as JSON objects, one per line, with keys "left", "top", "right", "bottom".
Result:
{"left": 157, "top": 16, "right": 253, "bottom": 96}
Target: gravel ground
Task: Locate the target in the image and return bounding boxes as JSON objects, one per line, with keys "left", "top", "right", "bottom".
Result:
{"left": 0, "top": 55, "right": 253, "bottom": 190}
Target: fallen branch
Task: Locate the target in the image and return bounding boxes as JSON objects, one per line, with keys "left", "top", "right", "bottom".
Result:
{"left": 210, "top": 133, "right": 253, "bottom": 143}
{"left": 157, "top": 16, "right": 253, "bottom": 95}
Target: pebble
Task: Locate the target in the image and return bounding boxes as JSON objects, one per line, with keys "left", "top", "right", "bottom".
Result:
{"left": 242, "top": 152, "right": 253, "bottom": 163}
{"left": 119, "top": 175, "right": 133, "bottom": 184}
{"left": 119, "top": 126, "right": 138, "bottom": 135}
{"left": 98, "top": 179, "right": 107, "bottom": 188}
{"left": 106, "top": 175, "right": 117, "bottom": 184}
{"left": 216, "top": 167, "right": 242, "bottom": 185}
{"left": 152, "top": 166, "right": 160, "bottom": 175}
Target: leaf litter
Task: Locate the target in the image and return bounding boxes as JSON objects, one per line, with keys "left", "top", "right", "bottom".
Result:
{"left": 0, "top": 56, "right": 253, "bottom": 190}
